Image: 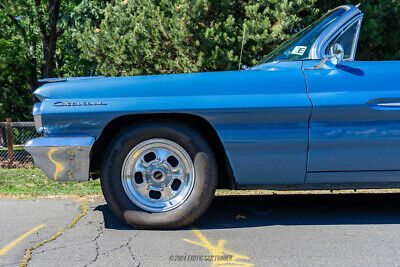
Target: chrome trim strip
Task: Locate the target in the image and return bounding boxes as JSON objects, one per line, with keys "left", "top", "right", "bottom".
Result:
{"left": 351, "top": 16, "right": 363, "bottom": 60}
{"left": 376, "top": 103, "right": 400, "bottom": 107}
{"left": 25, "top": 136, "right": 95, "bottom": 182}
{"left": 38, "top": 76, "right": 105, "bottom": 83}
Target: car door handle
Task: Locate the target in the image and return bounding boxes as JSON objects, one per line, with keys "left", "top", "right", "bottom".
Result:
{"left": 366, "top": 98, "right": 400, "bottom": 108}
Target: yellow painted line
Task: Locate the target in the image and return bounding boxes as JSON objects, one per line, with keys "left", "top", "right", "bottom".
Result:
{"left": 48, "top": 148, "right": 64, "bottom": 180}
{"left": 20, "top": 199, "right": 89, "bottom": 267}
{"left": 0, "top": 224, "right": 45, "bottom": 256}
{"left": 184, "top": 227, "right": 253, "bottom": 266}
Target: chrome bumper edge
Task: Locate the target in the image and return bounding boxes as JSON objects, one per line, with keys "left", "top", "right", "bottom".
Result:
{"left": 25, "top": 136, "right": 95, "bottom": 182}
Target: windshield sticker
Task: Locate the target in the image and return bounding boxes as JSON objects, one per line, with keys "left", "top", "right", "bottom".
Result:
{"left": 291, "top": 46, "right": 307, "bottom": 55}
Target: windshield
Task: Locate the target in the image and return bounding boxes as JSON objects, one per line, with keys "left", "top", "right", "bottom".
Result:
{"left": 257, "top": 8, "right": 346, "bottom": 65}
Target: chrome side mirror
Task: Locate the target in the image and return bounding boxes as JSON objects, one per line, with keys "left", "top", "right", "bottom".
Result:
{"left": 314, "top": 43, "right": 345, "bottom": 68}
{"left": 328, "top": 43, "right": 344, "bottom": 65}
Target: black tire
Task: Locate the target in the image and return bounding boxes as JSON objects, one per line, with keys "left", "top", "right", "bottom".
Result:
{"left": 100, "top": 120, "right": 218, "bottom": 229}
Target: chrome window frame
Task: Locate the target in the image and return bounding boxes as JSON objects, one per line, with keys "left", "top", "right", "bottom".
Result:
{"left": 321, "top": 15, "right": 363, "bottom": 61}
{"left": 308, "top": 5, "right": 363, "bottom": 60}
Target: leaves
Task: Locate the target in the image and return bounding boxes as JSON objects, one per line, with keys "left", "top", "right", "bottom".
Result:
{"left": 72, "top": 0, "right": 318, "bottom": 75}
{"left": 0, "top": 0, "right": 399, "bottom": 120}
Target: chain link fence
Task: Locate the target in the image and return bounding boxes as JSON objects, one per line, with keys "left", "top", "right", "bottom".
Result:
{"left": 0, "top": 120, "right": 41, "bottom": 168}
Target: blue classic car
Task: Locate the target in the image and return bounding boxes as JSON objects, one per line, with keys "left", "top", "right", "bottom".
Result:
{"left": 26, "top": 5, "right": 400, "bottom": 228}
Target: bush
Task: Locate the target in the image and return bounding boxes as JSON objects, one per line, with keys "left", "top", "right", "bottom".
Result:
{"left": 1, "top": 0, "right": 399, "bottom": 120}
{"left": 73, "top": 0, "right": 399, "bottom": 77}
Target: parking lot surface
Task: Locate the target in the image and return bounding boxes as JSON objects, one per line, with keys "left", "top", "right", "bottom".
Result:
{"left": 0, "top": 199, "right": 81, "bottom": 266}
{"left": 2, "top": 193, "right": 400, "bottom": 266}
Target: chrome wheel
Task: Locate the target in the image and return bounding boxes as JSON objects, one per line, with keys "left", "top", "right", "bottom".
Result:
{"left": 121, "top": 138, "right": 195, "bottom": 212}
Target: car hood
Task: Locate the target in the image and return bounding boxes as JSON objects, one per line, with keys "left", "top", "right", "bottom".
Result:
{"left": 34, "top": 62, "right": 301, "bottom": 100}
{"left": 34, "top": 71, "right": 248, "bottom": 100}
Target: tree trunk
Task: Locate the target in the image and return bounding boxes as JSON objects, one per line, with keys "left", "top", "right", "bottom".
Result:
{"left": 36, "top": 0, "right": 61, "bottom": 78}
{"left": 28, "top": 56, "right": 39, "bottom": 94}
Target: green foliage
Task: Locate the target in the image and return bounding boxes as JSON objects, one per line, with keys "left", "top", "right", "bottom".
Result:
{"left": 76, "top": 0, "right": 208, "bottom": 75}
{"left": 75, "top": 0, "right": 318, "bottom": 75}
{"left": 1, "top": 0, "right": 399, "bottom": 120}
{"left": 314, "top": 0, "right": 400, "bottom": 60}
{"left": 0, "top": 0, "right": 81, "bottom": 121}
{"left": 57, "top": 0, "right": 107, "bottom": 76}
{"left": 73, "top": 0, "right": 399, "bottom": 76}
{"left": 201, "top": 0, "right": 318, "bottom": 70}
{"left": 356, "top": 0, "right": 400, "bottom": 61}
{"left": 0, "top": 1, "right": 41, "bottom": 121}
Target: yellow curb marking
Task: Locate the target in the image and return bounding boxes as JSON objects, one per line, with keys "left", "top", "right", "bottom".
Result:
{"left": 184, "top": 228, "right": 253, "bottom": 266}
{"left": 0, "top": 224, "right": 45, "bottom": 256}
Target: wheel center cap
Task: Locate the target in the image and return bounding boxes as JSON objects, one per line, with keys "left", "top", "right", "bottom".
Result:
{"left": 153, "top": 170, "right": 163, "bottom": 180}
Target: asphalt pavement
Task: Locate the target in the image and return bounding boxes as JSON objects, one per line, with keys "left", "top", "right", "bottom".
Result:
{"left": 0, "top": 199, "right": 81, "bottom": 266}
{"left": 2, "top": 193, "right": 400, "bottom": 266}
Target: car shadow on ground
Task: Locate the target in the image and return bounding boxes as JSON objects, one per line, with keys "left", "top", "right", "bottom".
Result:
{"left": 95, "top": 193, "right": 400, "bottom": 230}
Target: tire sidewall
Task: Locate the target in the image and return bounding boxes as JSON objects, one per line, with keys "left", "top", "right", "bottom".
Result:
{"left": 101, "top": 120, "right": 217, "bottom": 229}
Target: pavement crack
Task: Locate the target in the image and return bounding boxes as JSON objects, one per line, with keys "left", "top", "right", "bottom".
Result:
{"left": 102, "top": 235, "right": 132, "bottom": 255}
{"left": 19, "top": 199, "right": 90, "bottom": 267}
{"left": 84, "top": 223, "right": 104, "bottom": 267}
{"left": 32, "top": 239, "right": 97, "bottom": 255}
{"left": 111, "top": 241, "right": 130, "bottom": 254}
{"left": 85, "top": 231, "right": 140, "bottom": 266}
{"left": 128, "top": 232, "right": 141, "bottom": 267}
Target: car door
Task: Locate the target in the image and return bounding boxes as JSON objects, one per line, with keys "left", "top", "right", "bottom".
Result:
{"left": 212, "top": 61, "right": 312, "bottom": 186}
{"left": 303, "top": 16, "right": 400, "bottom": 184}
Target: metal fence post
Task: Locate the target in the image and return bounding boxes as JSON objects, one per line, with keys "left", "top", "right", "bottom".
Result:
{"left": 6, "top": 118, "right": 14, "bottom": 169}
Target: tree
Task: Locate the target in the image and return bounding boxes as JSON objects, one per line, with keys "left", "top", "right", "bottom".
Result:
{"left": 201, "top": 0, "right": 318, "bottom": 70}
{"left": 74, "top": 0, "right": 318, "bottom": 75}
{"left": 0, "top": 0, "right": 64, "bottom": 81}
{"left": 0, "top": 0, "right": 74, "bottom": 121}
{"left": 56, "top": 0, "right": 107, "bottom": 76}
{"left": 75, "top": 0, "right": 208, "bottom": 76}
{"left": 35, "top": 0, "right": 61, "bottom": 78}
{"left": 0, "top": 1, "right": 40, "bottom": 120}
{"left": 315, "top": 0, "right": 400, "bottom": 61}
{"left": 0, "top": 0, "right": 399, "bottom": 121}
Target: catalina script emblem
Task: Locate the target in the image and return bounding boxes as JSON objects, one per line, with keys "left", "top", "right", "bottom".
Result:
{"left": 53, "top": 101, "right": 107, "bottom": 107}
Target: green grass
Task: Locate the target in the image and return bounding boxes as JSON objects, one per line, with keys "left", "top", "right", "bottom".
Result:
{"left": 0, "top": 168, "right": 279, "bottom": 198}
{"left": 0, "top": 168, "right": 101, "bottom": 197}
{"left": 0, "top": 146, "right": 25, "bottom": 151}
{"left": 0, "top": 168, "right": 272, "bottom": 198}
{"left": 2, "top": 168, "right": 400, "bottom": 198}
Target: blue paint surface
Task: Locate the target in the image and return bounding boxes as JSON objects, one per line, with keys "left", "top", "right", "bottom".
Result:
{"left": 34, "top": 61, "right": 312, "bottom": 185}
{"left": 29, "top": 4, "right": 400, "bottom": 187}
{"left": 303, "top": 60, "right": 400, "bottom": 180}
{"left": 32, "top": 59, "right": 400, "bottom": 186}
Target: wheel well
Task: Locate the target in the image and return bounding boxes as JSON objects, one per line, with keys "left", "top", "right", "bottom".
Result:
{"left": 89, "top": 113, "right": 237, "bottom": 189}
